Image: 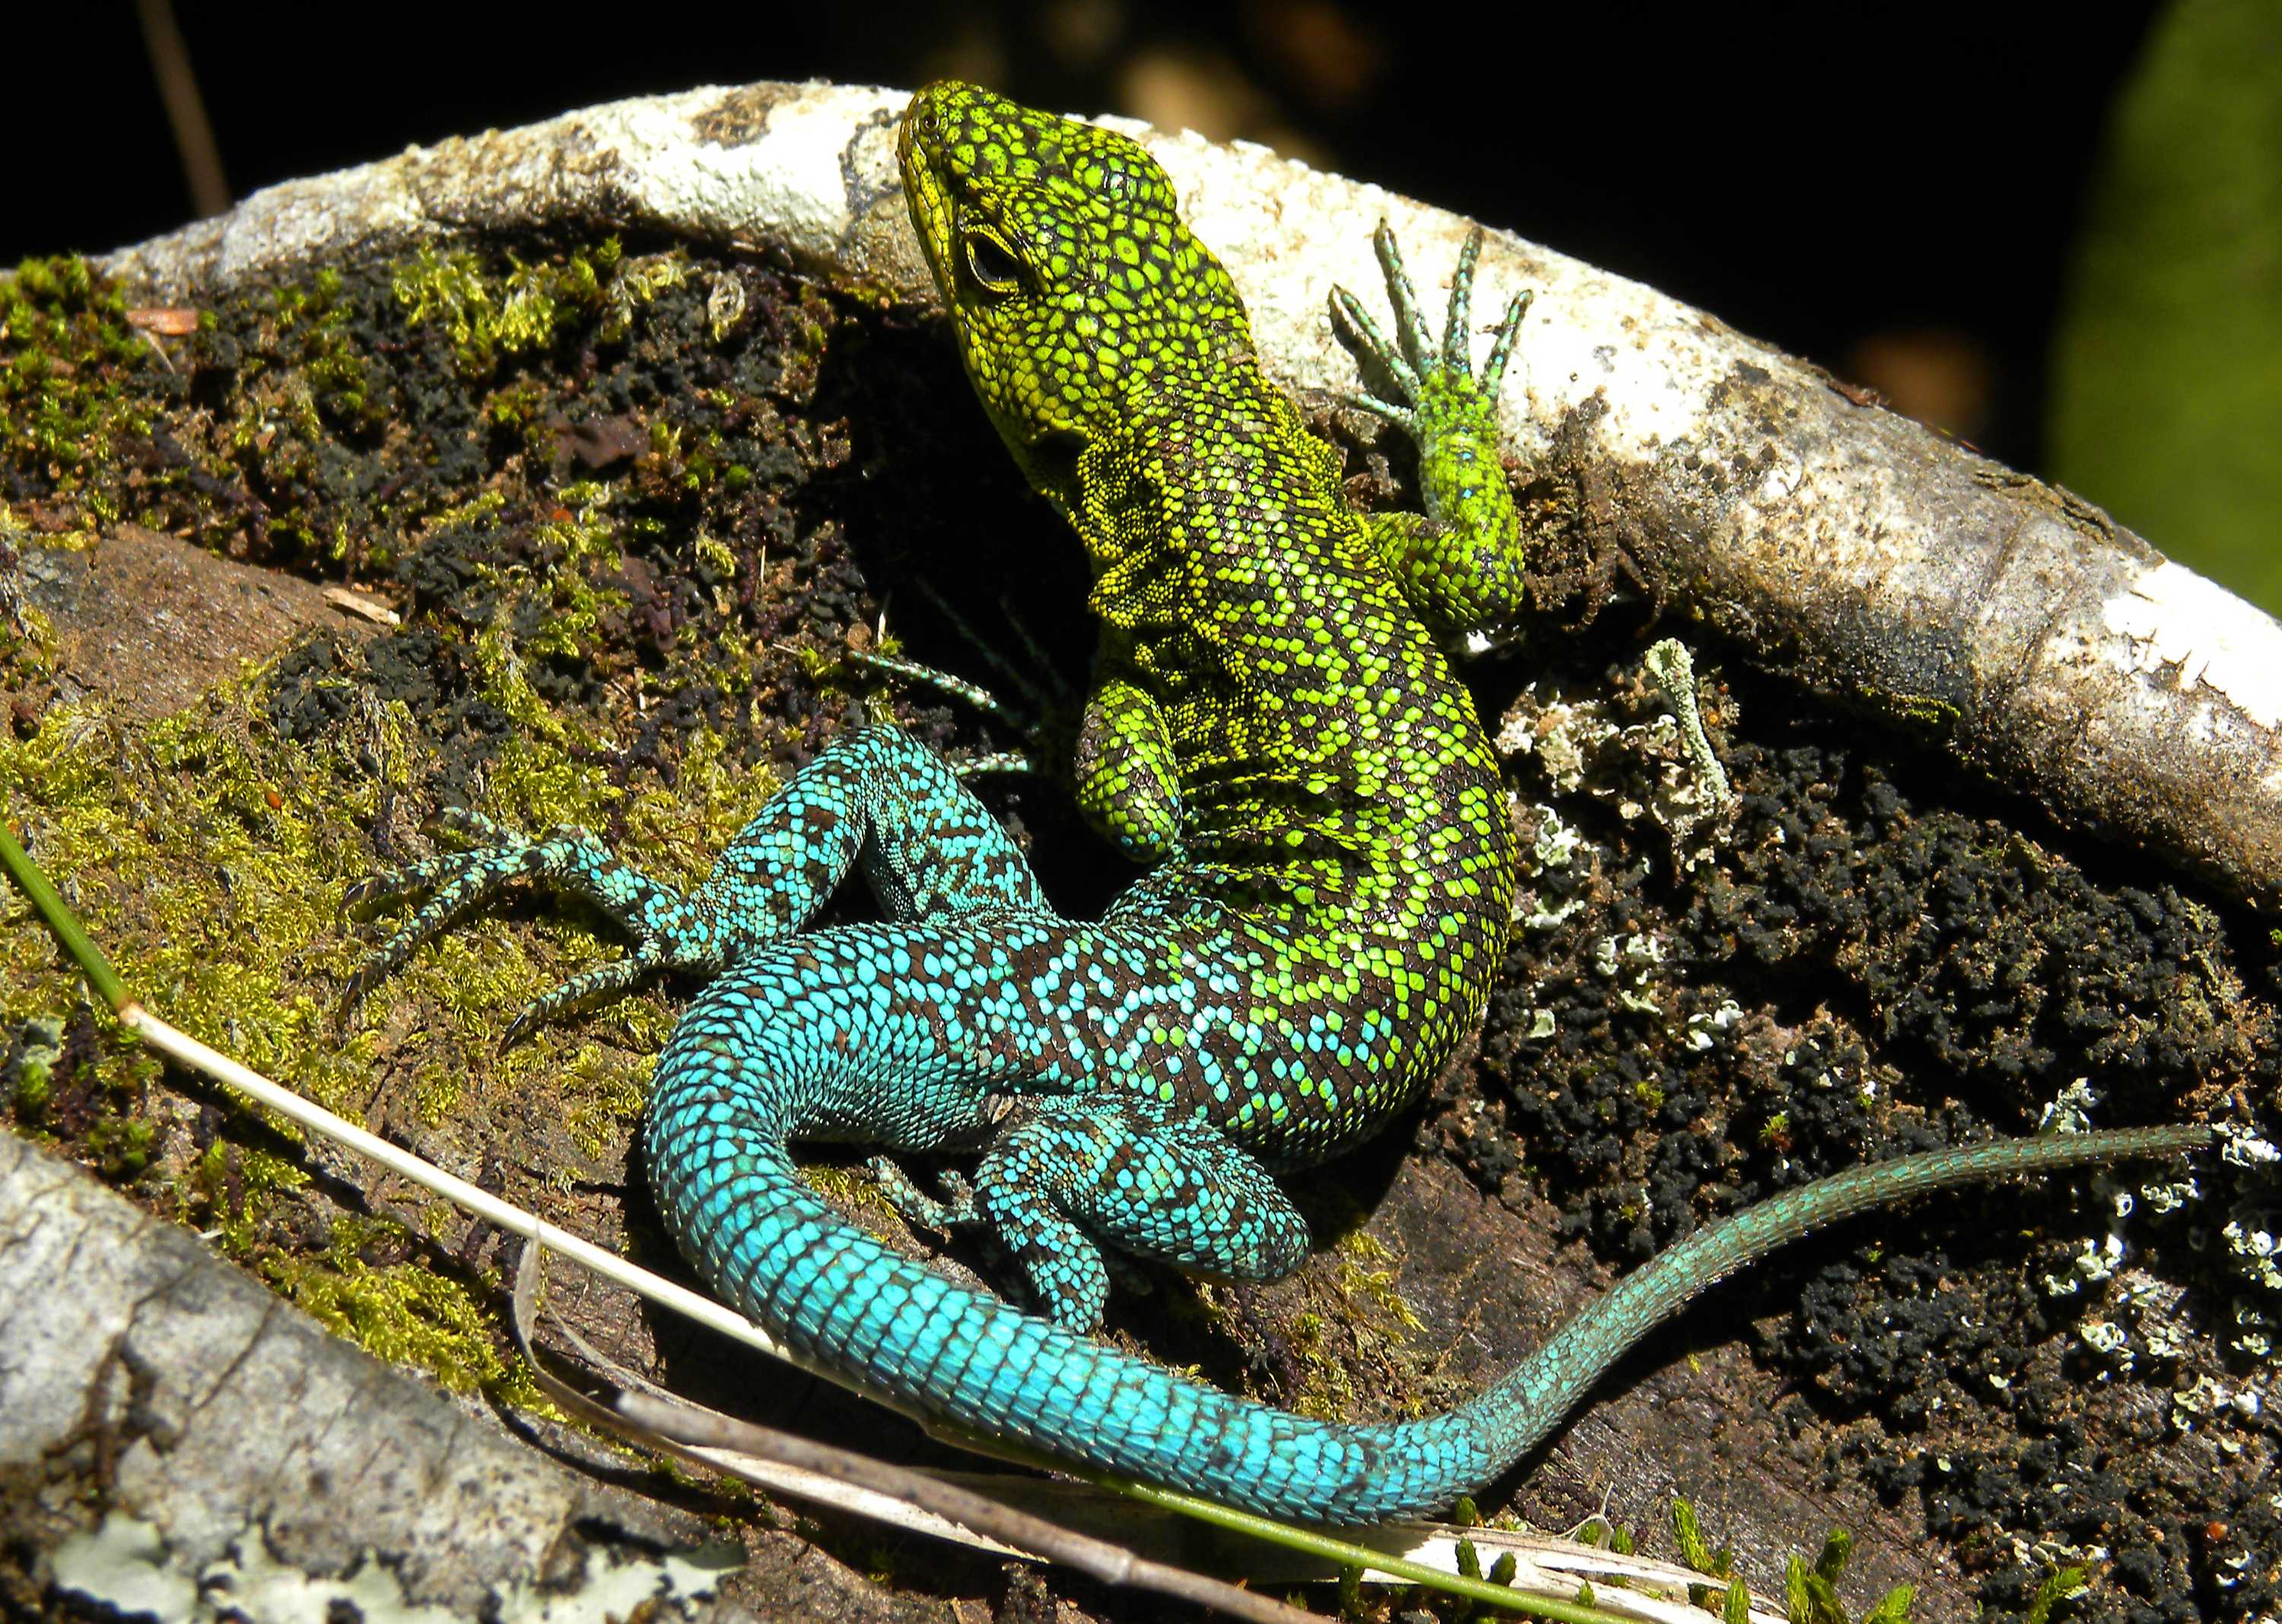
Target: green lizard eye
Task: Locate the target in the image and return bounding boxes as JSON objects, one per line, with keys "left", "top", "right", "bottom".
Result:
{"left": 961, "top": 228, "right": 1026, "bottom": 297}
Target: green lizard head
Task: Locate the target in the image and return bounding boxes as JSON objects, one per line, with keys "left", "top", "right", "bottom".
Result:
{"left": 900, "top": 81, "right": 1253, "bottom": 516}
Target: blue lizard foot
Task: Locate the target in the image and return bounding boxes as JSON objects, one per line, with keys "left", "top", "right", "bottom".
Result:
{"left": 968, "top": 1095, "right": 1312, "bottom": 1331}
{"left": 345, "top": 726, "right": 1050, "bottom": 1038}
{"left": 342, "top": 808, "right": 718, "bottom": 1038}
{"left": 850, "top": 650, "right": 1041, "bottom": 783}
{"left": 868, "top": 1155, "right": 981, "bottom": 1232}
{"left": 854, "top": 575, "right": 1082, "bottom": 783}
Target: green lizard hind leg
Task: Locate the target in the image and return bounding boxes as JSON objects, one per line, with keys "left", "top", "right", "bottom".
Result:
{"left": 967, "top": 1095, "right": 1311, "bottom": 1331}
{"left": 1331, "top": 221, "right": 1534, "bottom": 640}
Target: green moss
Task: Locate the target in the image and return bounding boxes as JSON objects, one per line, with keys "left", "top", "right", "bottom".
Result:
{"left": 262, "top": 1215, "right": 542, "bottom": 1405}
{"left": 4, "top": 1014, "right": 64, "bottom": 1116}
{"left": 391, "top": 237, "right": 684, "bottom": 380}
{"left": 190, "top": 1138, "right": 311, "bottom": 1254}
{"left": 265, "top": 265, "right": 382, "bottom": 439}
{"left": 0, "top": 228, "right": 882, "bottom": 1492}
{"left": 1, "top": 256, "right": 154, "bottom": 522}
{"left": 3, "top": 696, "right": 365, "bottom": 1106}
{"left": 483, "top": 377, "right": 551, "bottom": 435}
{"left": 1274, "top": 1229, "right": 1434, "bottom": 1423}
{"left": 799, "top": 1158, "right": 910, "bottom": 1241}
{"left": 86, "top": 1111, "right": 157, "bottom": 1177}
{"left": 1860, "top": 685, "right": 1963, "bottom": 733}
{"left": 0, "top": 666, "right": 687, "bottom": 1305}
{"left": 392, "top": 247, "right": 510, "bottom": 379}
{"left": 602, "top": 249, "right": 688, "bottom": 343}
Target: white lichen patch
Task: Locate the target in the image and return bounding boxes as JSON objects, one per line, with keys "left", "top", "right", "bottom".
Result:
{"left": 2038, "top": 1078, "right": 2102, "bottom": 1136}
{"left": 1508, "top": 799, "right": 1591, "bottom": 934}
{"left": 1494, "top": 669, "right": 1734, "bottom": 878}
{"left": 2168, "top": 1373, "right": 2271, "bottom": 1479}
{"left": 50, "top": 1512, "right": 738, "bottom": 1624}
{"left": 2048, "top": 1235, "right": 2126, "bottom": 1301}
{"left": 1593, "top": 931, "right": 1666, "bottom": 1015}
{"left": 2225, "top": 1219, "right": 2282, "bottom": 1292}
{"left": 52, "top": 1515, "right": 197, "bottom": 1624}
{"left": 1686, "top": 1000, "right": 1745, "bottom": 1052}
{"left": 1495, "top": 684, "right": 1618, "bottom": 796}
{"left": 2221, "top": 1124, "right": 2282, "bottom": 1168}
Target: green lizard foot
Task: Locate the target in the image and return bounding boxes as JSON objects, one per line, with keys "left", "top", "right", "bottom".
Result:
{"left": 1331, "top": 221, "right": 1528, "bottom": 440}
{"left": 1330, "top": 221, "right": 1534, "bottom": 640}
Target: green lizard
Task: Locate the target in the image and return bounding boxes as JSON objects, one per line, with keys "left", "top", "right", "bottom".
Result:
{"left": 348, "top": 81, "right": 2208, "bottom": 1523}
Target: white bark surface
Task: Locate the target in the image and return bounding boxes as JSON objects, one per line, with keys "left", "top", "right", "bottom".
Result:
{"left": 0, "top": 1133, "right": 745, "bottom": 1619}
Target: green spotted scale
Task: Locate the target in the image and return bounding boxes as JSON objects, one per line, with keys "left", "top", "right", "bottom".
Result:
{"left": 349, "top": 81, "right": 2208, "bottom": 1523}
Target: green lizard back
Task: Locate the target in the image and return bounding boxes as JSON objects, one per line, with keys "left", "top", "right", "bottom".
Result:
{"left": 904, "top": 84, "right": 1518, "bottom": 1161}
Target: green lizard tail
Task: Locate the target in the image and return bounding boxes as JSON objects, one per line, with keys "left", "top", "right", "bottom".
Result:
{"left": 1455, "top": 1123, "right": 2213, "bottom": 1477}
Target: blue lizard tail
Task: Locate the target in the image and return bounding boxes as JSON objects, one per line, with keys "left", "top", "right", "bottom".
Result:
{"left": 644, "top": 965, "right": 2209, "bottom": 1524}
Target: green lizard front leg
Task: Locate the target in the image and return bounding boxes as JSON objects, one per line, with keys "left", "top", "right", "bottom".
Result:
{"left": 1334, "top": 221, "right": 1534, "bottom": 641}
{"left": 1073, "top": 636, "right": 1185, "bottom": 865}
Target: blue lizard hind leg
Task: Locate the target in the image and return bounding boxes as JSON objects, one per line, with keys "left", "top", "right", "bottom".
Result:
{"left": 965, "top": 1093, "right": 1311, "bottom": 1330}
{"left": 1330, "top": 221, "right": 1534, "bottom": 639}
{"left": 346, "top": 726, "right": 1046, "bottom": 1038}
{"left": 651, "top": 910, "right": 1317, "bottom": 1331}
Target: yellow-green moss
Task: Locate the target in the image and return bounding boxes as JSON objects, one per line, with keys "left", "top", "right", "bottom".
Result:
{"left": 275, "top": 267, "right": 384, "bottom": 441}
{"left": 1860, "top": 684, "right": 1963, "bottom": 733}
{"left": 0, "top": 229, "right": 847, "bottom": 1481}
{"left": 262, "top": 1215, "right": 544, "bottom": 1406}
{"left": 190, "top": 1139, "right": 311, "bottom": 1255}
{"left": 391, "top": 238, "right": 686, "bottom": 380}
{"left": 1, "top": 256, "right": 154, "bottom": 516}
{"left": 0, "top": 665, "right": 688, "bottom": 1402}
{"left": 799, "top": 1158, "right": 913, "bottom": 1243}
{"left": 0, "top": 655, "right": 742, "bottom": 1339}
{"left": 1269, "top": 1229, "right": 1435, "bottom": 1423}
{"left": 2, "top": 694, "right": 374, "bottom": 1115}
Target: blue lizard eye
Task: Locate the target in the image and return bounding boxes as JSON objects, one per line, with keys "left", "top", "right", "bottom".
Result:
{"left": 962, "top": 229, "right": 1025, "bottom": 297}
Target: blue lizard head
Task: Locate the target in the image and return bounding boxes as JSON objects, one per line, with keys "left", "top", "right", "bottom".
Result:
{"left": 900, "top": 81, "right": 1254, "bottom": 518}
